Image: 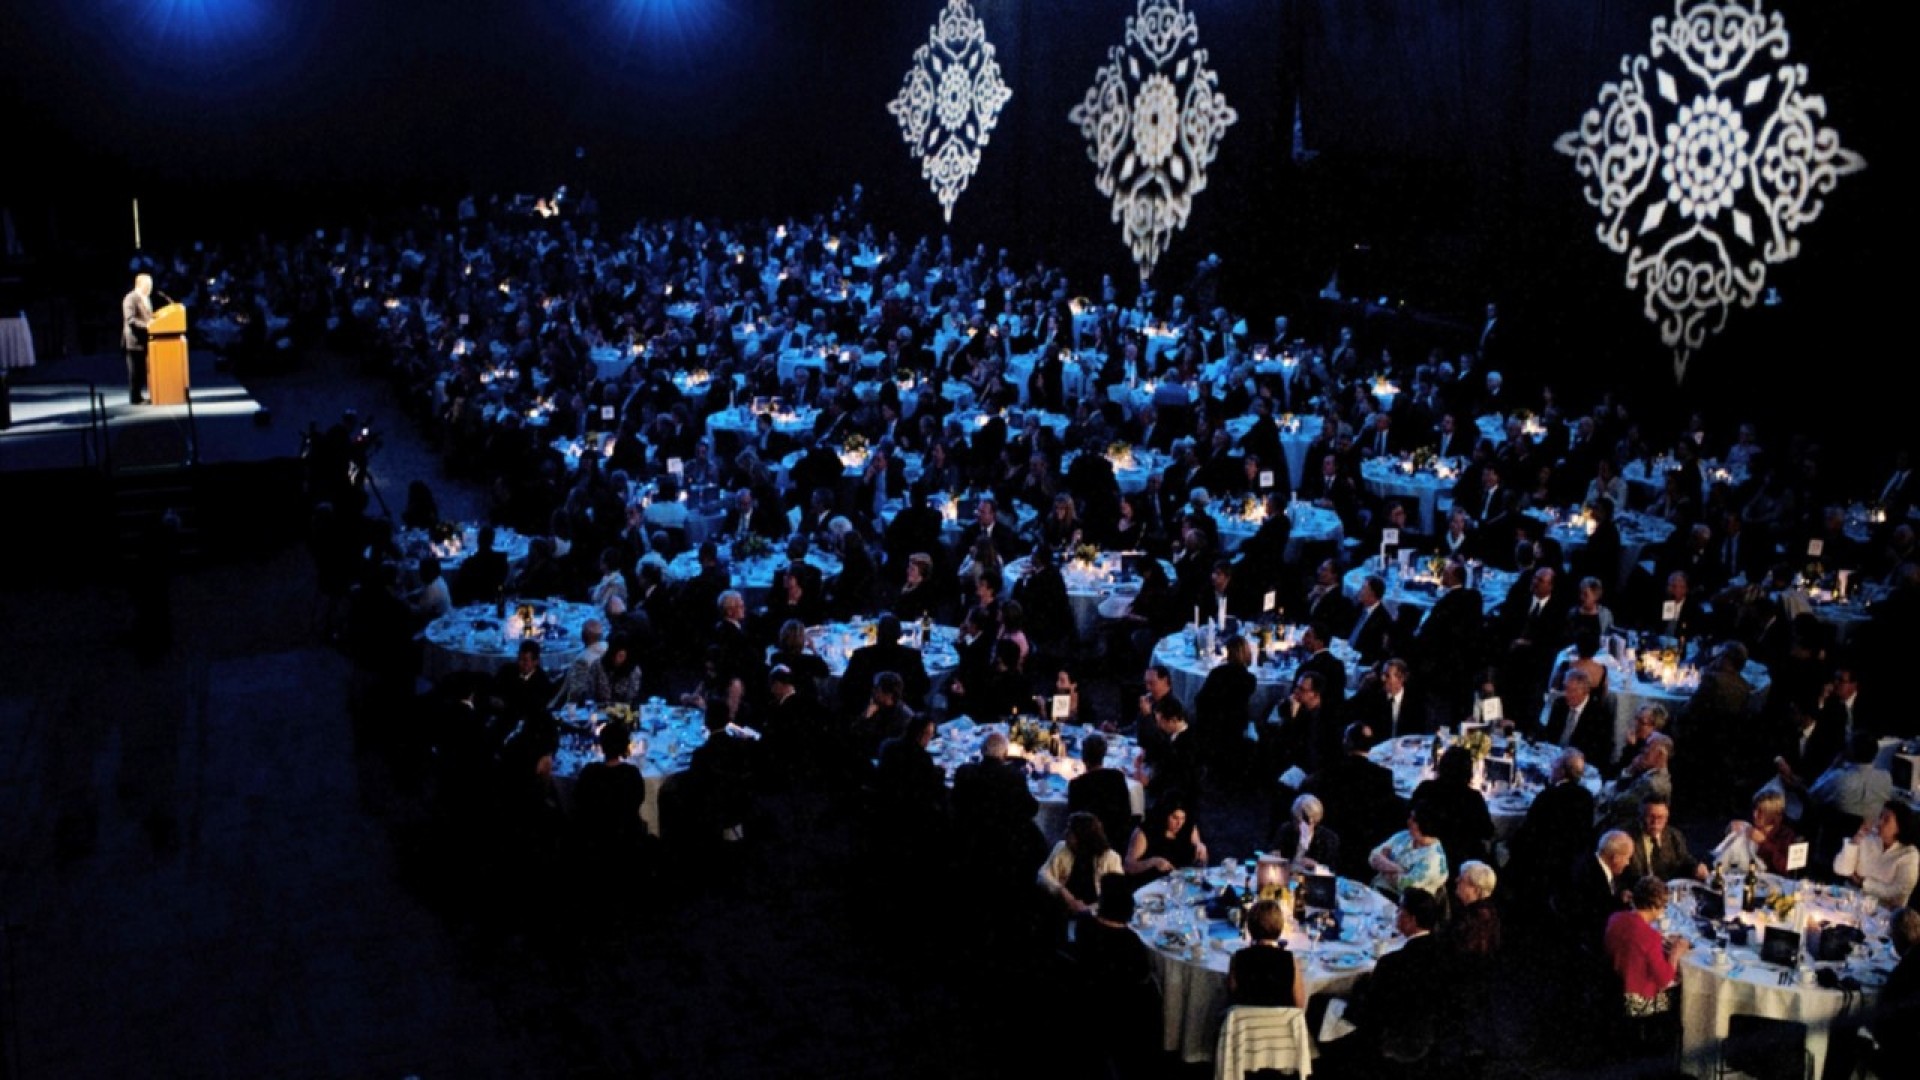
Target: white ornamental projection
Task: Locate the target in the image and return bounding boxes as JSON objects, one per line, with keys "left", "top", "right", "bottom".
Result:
{"left": 1069, "top": 0, "right": 1237, "bottom": 281}
{"left": 886, "top": 0, "right": 1013, "bottom": 222}
{"left": 1555, "top": 0, "right": 1865, "bottom": 383}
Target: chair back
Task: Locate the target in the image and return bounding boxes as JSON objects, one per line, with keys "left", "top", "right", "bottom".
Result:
{"left": 1214, "top": 1005, "right": 1311, "bottom": 1080}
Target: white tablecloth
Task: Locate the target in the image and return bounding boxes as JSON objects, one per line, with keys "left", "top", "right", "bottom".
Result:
{"left": 1360, "top": 457, "right": 1464, "bottom": 530}
{"left": 1524, "top": 508, "right": 1674, "bottom": 589}
{"left": 395, "top": 524, "right": 531, "bottom": 575}
{"left": 1671, "top": 876, "right": 1896, "bottom": 1078}
{"left": 421, "top": 599, "right": 599, "bottom": 680}
{"left": 1366, "top": 733, "right": 1604, "bottom": 840}
{"left": 706, "top": 405, "right": 819, "bottom": 444}
{"left": 1218, "top": 414, "right": 1325, "bottom": 493}
{"left": 931, "top": 718, "right": 1146, "bottom": 839}
{"left": 1342, "top": 562, "right": 1515, "bottom": 619}
{"left": 664, "top": 543, "right": 842, "bottom": 603}
{"left": 1210, "top": 502, "right": 1342, "bottom": 561}
{"left": 1006, "top": 553, "right": 1174, "bottom": 642}
{"left": 1134, "top": 869, "right": 1401, "bottom": 1062}
{"left": 1152, "top": 630, "right": 1364, "bottom": 724}
{"left": 1557, "top": 647, "right": 1772, "bottom": 761}
{"left": 551, "top": 701, "right": 707, "bottom": 834}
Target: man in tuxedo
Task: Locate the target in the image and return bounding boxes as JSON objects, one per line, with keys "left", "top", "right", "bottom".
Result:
{"left": 1558, "top": 829, "right": 1634, "bottom": 950}
{"left": 1413, "top": 559, "right": 1483, "bottom": 721}
{"left": 1470, "top": 462, "right": 1514, "bottom": 538}
{"left": 1715, "top": 510, "right": 1764, "bottom": 586}
{"left": 1621, "top": 795, "right": 1706, "bottom": 886}
{"left": 1506, "top": 749, "right": 1597, "bottom": 912}
{"left": 493, "top": 641, "right": 556, "bottom": 723}
{"left": 839, "top": 613, "right": 931, "bottom": 714}
{"left": 873, "top": 713, "right": 949, "bottom": 847}
{"left": 1145, "top": 695, "right": 1204, "bottom": 809}
{"left": 1298, "top": 558, "right": 1357, "bottom": 637}
{"left": 1501, "top": 566, "right": 1566, "bottom": 723}
{"left": 1347, "top": 575, "right": 1394, "bottom": 666}
{"left": 1577, "top": 497, "right": 1624, "bottom": 594}
{"left": 121, "top": 272, "right": 155, "bottom": 405}
{"left": 952, "top": 731, "right": 1045, "bottom": 888}
{"left": 725, "top": 487, "right": 790, "bottom": 543}
{"left": 1360, "top": 411, "right": 1398, "bottom": 461}
{"left": 959, "top": 496, "right": 1024, "bottom": 562}
{"left": 1340, "top": 889, "right": 1448, "bottom": 1066}
{"left": 1432, "top": 412, "right": 1465, "bottom": 462}
{"left": 1301, "top": 721, "right": 1400, "bottom": 880}
{"left": 1647, "top": 571, "right": 1708, "bottom": 640}
{"left": 1820, "top": 667, "right": 1878, "bottom": 742}
{"left": 1237, "top": 396, "right": 1284, "bottom": 474}
{"left": 1539, "top": 669, "right": 1613, "bottom": 767}
{"left": 1353, "top": 658, "right": 1419, "bottom": 740}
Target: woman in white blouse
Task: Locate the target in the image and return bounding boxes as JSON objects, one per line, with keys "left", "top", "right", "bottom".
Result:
{"left": 1838, "top": 802, "right": 1920, "bottom": 907}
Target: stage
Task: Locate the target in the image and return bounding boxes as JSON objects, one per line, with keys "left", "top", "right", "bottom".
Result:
{"left": 0, "top": 351, "right": 281, "bottom": 474}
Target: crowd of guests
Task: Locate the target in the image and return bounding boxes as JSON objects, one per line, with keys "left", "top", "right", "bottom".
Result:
{"left": 127, "top": 182, "right": 1920, "bottom": 1075}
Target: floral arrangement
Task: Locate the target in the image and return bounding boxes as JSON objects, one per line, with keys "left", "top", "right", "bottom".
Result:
{"left": 428, "top": 520, "right": 460, "bottom": 546}
{"left": 1106, "top": 441, "right": 1136, "bottom": 469}
{"left": 842, "top": 431, "right": 869, "bottom": 455}
{"left": 1420, "top": 555, "right": 1449, "bottom": 582}
{"left": 1071, "top": 542, "right": 1103, "bottom": 567}
{"left": 1239, "top": 494, "right": 1264, "bottom": 520}
{"left": 732, "top": 534, "right": 774, "bottom": 561}
{"left": 1765, "top": 884, "right": 1797, "bottom": 922}
{"left": 1409, "top": 446, "right": 1437, "bottom": 472}
{"left": 1457, "top": 728, "right": 1493, "bottom": 762}
{"left": 1010, "top": 717, "right": 1051, "bottom": 754}
{"left": 685, "top": 368, "right": 711, "bottom": 386}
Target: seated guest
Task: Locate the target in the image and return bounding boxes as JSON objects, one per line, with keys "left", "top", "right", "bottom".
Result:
{"left": 572, "top": 720, "right": 647, "bottom": 852}
{"left": 1622, "top": 794, "right": 1706, "bottom": 885}
{"left": 1229, "top": 899, "right": 1305, "bottom": 1008}
{"left": 1341, "top": 889, "right": 1446, "bottom": 1065}
{"left": 550, "top": 619, "right": 610, "bottom": 706}
{"left": 1447, "top": 860, "right": 1503, "bottom": 959}
{"left": 768, "top": 619, "right": 831, "bottom": 703}
{"left": 1070, "top": 873, "right": 1154, "bottom": 989}
{"left": 1562, "top": 830, "right": 1635, "bottom": 950}
{"left": 1275, "top": 793, "right": 1340, "bottom": 872}
{"left": 1711, "top": 789, "right": 1800, "bottom": 876}
{"left": 1144, "top": 695, "right": 1203, "bottom": 808}
{"left": 1124, "top": 793, "right": 1209, "bottom": 880}
{"left": 589, "top": 633, "right": 644, "bottom": 707}
{"left": 952, "top": 731, "right": 1041, "bottom": 846}
{"left": 1368, "top": 803, "right": 1448, "bottom": 899}
{"left": 1038, "top": 812, "right": 1124, "bottom": 917}
{"left": 873, "top": 711, "right": 947, "bottom": 829}
{"left": 1605, "top": 876, "right": 1690, "bottom": 1017}
{"left": 1410, "top": 746, "right": 1495, "bottom": 872}
{"left": 453, "top": 525, "right": 509, "bottom": 605}
{"left": 1506, "top": 748, "right": 1596, "bottom": 909}
{"left": 891, "top": 552, "right": 939, "bottom": 623}
{"left": 1838, "top": 802, "right": 1920, "bottom": 908}
{"left": 687, "top": 702, "right": 756, "bottom": 842}
{"left": 1067, "top": 733, "right": 1137, "bottom": 853}
{"left": 494, "top": 640, "right": 556, "bottom": 722}
{"left": 1604, "top": 732, "right": 1675, "bottom": 828}
{"left": 839, "top": 613, "right": 931, "bottom": 714}
{"left": 406, "top": 555, "right": 453, "bottom": 626}
{"left": 1861, "top": 907, "right": 1920, "bottom": 1069}
{"left": 1611, "top": 702, "right": 1667, "bottom": 780}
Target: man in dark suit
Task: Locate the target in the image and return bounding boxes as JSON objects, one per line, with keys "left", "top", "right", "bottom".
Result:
{"left": 958, "top": 496, "right": 1025, "bottom": 562}
{"left": 952, "top": 730, "right": 1041, "bottom": 839}
{"left": 873, "top": 713, "right": 949, "bottom": 863}
{"left": 1557, "top": 829, "right": 1634, "bottom": 951}
{"left": 122, "top": 272, "right": 156, "bottom": 405}
{"left": 1351, "top": 658, "right": 1420, "bottom": 741}
{"left": 1413, "top": 560, "right": 1483, "bottom": 722}
{"left": 1236, "top": 397, "right": 1285, "bottom": 477}
{"left": 1298, "top": 559, "right": 1358, "bottom": 638}
{"left": 454, "top": 525, "right": 511, "bottom": 606}
{"left": 724, "top": 486, "right": 790, "bottom": 543}
{"left": 492, "top": 641, "right": 556, "bottom": 723}
{"left": 1342, "top": 889, "right": 1448, "bottom": 1066}
{"left": 1145, "top": 695, "right": 1204, "bottom": 809}
{"left": 1068, "top": 732, "right": 1137, "bottom": 853}
{"left": 1301, "top": 722, "right": 1401, "bottom": 880}
{"left": 1500, "top": 566, "right": 1566, "bottom": 722}
{"left": 1506, "top": 748, "right": 1598, "bottom": 912}
{"left": 1347, "top": 575, "right": 1394, "bottom": 666}
{"left": 1645, "top": 570, "right": 1709, "bottom": 640}
{"left": 1539, "top": 669, "right": 1613, "bottom": 767}
{"left": 838, "top": 613, "right": 931, "bottom": 713}
{"left": 1297, "top": 623, "right": 1349, "bottom": 752}
{"left": 1621, "top": 795, "right": 1706, "bottom": 886}
{"left": 1577, "top": 497, "right": 1625, "bottom": 594}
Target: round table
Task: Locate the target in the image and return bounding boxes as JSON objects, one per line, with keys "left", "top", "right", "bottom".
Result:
{"left": 1778, "top": 586, "right": 1879, "bottom": 646}
{"left": 1223, "top": 414, "right": 1324, "bottom": 493}
{"left": 664, "top": 543, "right": 843, "bottom": 605}
{"left": 706, "top": 405, "right": 819, "bottom": 446}
{"left": 777, "top": 620, "right": 961, "bottom": 703}
{"left": 1559, "top": 646, "right": 1772, "bottom": 761}
{"left": 421, "top": 599, "right": 600, "bottom": 680}
{"left": 1670, "top": 875, "right": 1897, "bottom": 1078}
{"left": 1006, "top": 552, "right": 1174, "bottom": 643}
{"left": 550, "top": 700, "right": 708, "bottom": 835}
{"left": 950, "top": 407, "right": 1070, "bottom": 444}
{"left": 1624, "top": 458, "right": 1748, "bottom": 509}
{"left": 1524, "top": 507, "right": 1674, "bottom": 589}
{"left": 1366, "top": 733, "right": 1604, "bottom": 841}
{"left": 1360, "top": 457, "right": 1464, "bottom": 530}
{"left": 1005, "top": 351, "right": 1095, "bottom": 407}
{"left": 1133, "top": 867, "right": 1402, "bottom": 1063}
{"left": 1210, "top": 501, "right": 1342, "bottom": 561}
{"left": 1342, "top": 562, "right": 1515, "bottom": 619}
{"left": 1062, "top": 447, "right": 1174, "bottom": 495}
{"left": 395, "top": 524, "right": 531, "bottom": 575}
{"left": 1152, "top": 629, "right": 1365, "bottom": 724}
{"left": 930, "top": 718, "right": 1146, "bottom": 840}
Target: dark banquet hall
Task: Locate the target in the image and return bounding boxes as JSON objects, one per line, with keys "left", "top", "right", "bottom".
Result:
{"left": 1, "top": 2, "right": 1913, "bottom": 1078}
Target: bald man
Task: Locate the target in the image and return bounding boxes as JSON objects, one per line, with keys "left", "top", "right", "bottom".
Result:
{"left": 122, "top": 273, "right": 154, "bottom": 405}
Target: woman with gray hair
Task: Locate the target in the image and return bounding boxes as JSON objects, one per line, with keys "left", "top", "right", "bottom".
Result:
{"left": 1448, "top": 860, "right": 1502, "bottom": 957}
{"left": 1276, "top": 792, "right": 1340, "bottom": 871}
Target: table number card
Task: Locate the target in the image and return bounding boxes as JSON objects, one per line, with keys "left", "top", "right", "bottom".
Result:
{"left": 1786, "top": 841, "right": 1809, "bottom": 872}
{"left": 1263, "top": 591, "right": 1277, "bottom": 613}
{"left": 667, "top": 458, "right": 684, "bottom": 477}
{"left": 1662, "top": 601, "right": 1681, "bottom": 622}
{"left": 1051, "top": 694, "right": 1072, "bottom": 721}
{"left": 601, "top": 405, "right": 616, "bottom": 421}
{"left": 1476, "top": 697, "right": 1503, "bottom": 724}
{"left": 1382, "top": 528, "right": 1400, "bottom": 547}
{"left": 1807, "top": 539, "right": 1824, "bottom": 558}
{"left": 1259, "top": 470, "right": 1275, "bottom": 490}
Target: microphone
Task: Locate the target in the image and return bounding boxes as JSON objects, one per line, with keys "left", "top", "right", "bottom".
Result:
{"left": 154, "top": 290, "right": 176, "bottom": 307}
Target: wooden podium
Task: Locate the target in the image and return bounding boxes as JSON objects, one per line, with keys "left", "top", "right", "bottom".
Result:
{"left": 148, "top": 303, "right": 190, "bottom": 406}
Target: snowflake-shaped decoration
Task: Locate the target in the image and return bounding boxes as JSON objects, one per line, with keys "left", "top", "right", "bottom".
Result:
{"left": 1070, "top": 0, "right": 1237, "bottom": 281}
{"left": 1555, "top": 0, "right": 1864, "bottom": 383}
{"left": 886, "top": 0, "right": 1012, "bottom": 223}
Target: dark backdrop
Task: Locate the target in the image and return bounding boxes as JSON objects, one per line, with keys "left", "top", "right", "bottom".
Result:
{"left": 1, "top": 0, "right": 1897, "bottom": 441}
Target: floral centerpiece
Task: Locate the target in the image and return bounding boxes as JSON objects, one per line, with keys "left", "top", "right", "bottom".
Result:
{"left": 428, "top": 520, "right": 461, "bottom": 549}
{"left": 1278, "top": 412, "right": 1299, "bottom": 433}
{"left": 840, "top": 431, "right": 870, "bottom": 468}
{"left": 1237, "top": 494, "right": 1266, "bottom": 521}
{"left": 1457, "top": 727, "right": 1493, "bottom": 762}
{"left": 1009, "top": 717, "right": 1051, "bottom": 754}
{"left": 732, "top": 534, "right": 774, "bottom": 562}
{"left": 1409, "top": 446, "right": 1437, "bottom": 473}
{"left": 684, "top": 368, "right": 711, "bottom": 387}
{"left": 1106, "top": 441, "right": 1136, "bottom": 470}
{"left": 1070, "top": 542, "right": 1102, "bottom": 568}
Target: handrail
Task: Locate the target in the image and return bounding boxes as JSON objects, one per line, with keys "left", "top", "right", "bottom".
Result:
{"left": 182, "top": 384, "right": 200, "bottom": 466}
{"left": 0, "top": 379, "right": 107, "bottom": 471}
